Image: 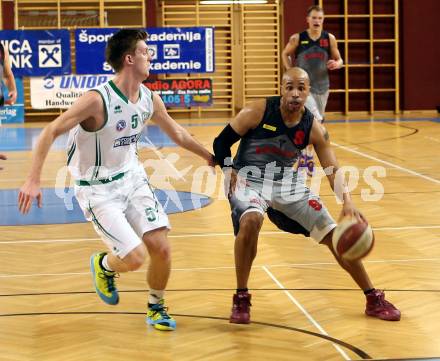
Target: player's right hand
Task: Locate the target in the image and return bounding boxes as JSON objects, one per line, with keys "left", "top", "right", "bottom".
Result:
{"left": 327, "top": 59, "right": 340, "bottom": 70}
{"left": 222, "top": 167, "right": 238, "bottom": 199}
{"left": 227, "top": 168, "right": 238, "bottom": 198}
{"left": 225, "top": 168, "right": 248, "bottom": 199}
{"left": 18, "top": 181, "right": 43, "bottom": 214}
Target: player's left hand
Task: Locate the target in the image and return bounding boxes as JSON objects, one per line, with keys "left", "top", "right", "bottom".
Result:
{"left": 327, "top": 59, "right": 340, "bottom": 70}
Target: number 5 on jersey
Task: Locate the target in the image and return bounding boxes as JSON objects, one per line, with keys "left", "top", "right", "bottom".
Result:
{"left": 131, "top": 114, "right": 139, "bottom": 129}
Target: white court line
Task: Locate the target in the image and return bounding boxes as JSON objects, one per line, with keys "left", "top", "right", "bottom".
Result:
{"left": 1, "top": 224, "right": 440, "bottom": 244}
{"left": 0, "top": 237, "right": 101, "bottom": 244}
{"left": 1, "top": 256, "right": 440, "bottom": 279}
{"left": 332, "top": 141, "right": 440, "bottom": 185}
{"left": 374, "top": 225, "right": 440, "bottom": 231}
{"left": 303, "top": 340, "right": 326, "bottom": 348}
{"left": 0, "top": 271, "right": 90, "bottom": 278}
{"left": 262, "top": 266, "right": 351, "bottom": 360}
{"left": 0, "top": 266, "right": 238, "bottom": 278}
{"left": 424, "top": 136, "right": 440, "bottom": 144}
{"left": 0, "top": 266, "right": 234, "bottom": 279}
{"left": 269, "top": 258, "right": 440, "bottom": 266}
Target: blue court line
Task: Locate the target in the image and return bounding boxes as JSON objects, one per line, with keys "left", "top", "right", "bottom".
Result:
{"left": 0, "top": 188, "right": 211, "bottom": 226}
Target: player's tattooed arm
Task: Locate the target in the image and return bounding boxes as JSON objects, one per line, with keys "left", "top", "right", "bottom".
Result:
{"left": 323, "top": 128, "right": 330, "bottom": 141}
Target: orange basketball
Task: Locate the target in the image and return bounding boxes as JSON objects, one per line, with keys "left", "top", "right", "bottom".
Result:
{"left": 332, "top": 218, "right": 375, "bottom": 261}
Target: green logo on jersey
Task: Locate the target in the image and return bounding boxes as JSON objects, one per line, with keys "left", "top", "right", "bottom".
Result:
{"left": 114, "top": 105, "right": 122, "bottom": 113}
{"left": 145, "top": 207, "right": 157, "bottom": 222}
{"left": 142, "top": 112, "right": 150, "bottom": 122}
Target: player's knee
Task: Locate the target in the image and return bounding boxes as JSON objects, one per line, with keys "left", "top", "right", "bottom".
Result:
{"left": 147, "top": 241, "right": 171, "bottom": 261}
{"left": 156, "top": 244, "right": 171, "bottom": 262}
{"left": 239, "top": 212, "right": 264, "bottom": 235}
{"left": 143, "top": 227, "right": 168, "bottom": 244}
{"left": 143, "top": 230, "right": 171, "bottom": 261}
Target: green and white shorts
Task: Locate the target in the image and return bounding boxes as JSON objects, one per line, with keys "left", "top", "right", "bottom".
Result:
{"left": 75, "top": 165, "right": 170, "bottom": 258}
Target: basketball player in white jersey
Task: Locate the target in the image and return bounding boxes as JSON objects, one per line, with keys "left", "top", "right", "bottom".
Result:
{"left": 18, "top": 29, "right": 215, "bottom": 331}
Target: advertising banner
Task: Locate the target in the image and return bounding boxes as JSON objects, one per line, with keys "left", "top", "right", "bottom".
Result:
{"left": 30, "top": 74, "right": 113, "bottom": 109}
{"left": 0, "top": 30, "right": 71, "bottom": 76}
{"left": 75, "top": 27, "right": 214, "bottom": 74}
{"left": 144, "top": 78, "right": 212, "bottom": 107}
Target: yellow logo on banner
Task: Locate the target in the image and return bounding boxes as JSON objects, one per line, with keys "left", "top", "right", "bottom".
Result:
{"left": 193, "top": 95, "right": 210, "bottom": 103}
{"left": 301, "top": 41, "right": 309, "bottom": 45}
{"left": 263, "top": 124, "right": 277, "bottom": 131}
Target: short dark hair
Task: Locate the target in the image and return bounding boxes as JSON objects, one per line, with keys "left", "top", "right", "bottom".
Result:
{"left": 307, "top": 5, "right": 324, "bottom": 16}
{"left": 105, "top": 29, "right": 148, "bottom": 72}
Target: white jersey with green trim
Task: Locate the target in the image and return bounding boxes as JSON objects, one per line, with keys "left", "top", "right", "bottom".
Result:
{"left": 66, "top": 80, "right": 154, "bottom": 181}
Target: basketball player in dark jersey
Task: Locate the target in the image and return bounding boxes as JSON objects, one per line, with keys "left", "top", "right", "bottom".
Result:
{"left": 282, "top": 5, "right": 342, "bottom": 176}
{"left": 213, "top": 67, "right": 400, "bottom": 324}
{"left": 0, "top": 42, "right": 17, "bottom": 107}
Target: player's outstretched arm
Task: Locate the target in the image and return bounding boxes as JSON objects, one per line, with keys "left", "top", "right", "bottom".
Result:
{"left": 150, "top": 92, "right": 214, "bottom": 166}
{"left": 18, "top": 91, "right": 103, "bottom": 214}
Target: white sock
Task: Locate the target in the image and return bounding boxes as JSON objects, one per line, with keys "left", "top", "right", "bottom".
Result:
{"left": 101, "top": 255, "right": 113, "bottom": 272}
{"left": 148, "top": 289, "right": 164, "bottom": 305}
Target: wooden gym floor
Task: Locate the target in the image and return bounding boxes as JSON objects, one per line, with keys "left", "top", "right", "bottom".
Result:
{"left": 1, "top": 114, "right": 440, "bottom": 361}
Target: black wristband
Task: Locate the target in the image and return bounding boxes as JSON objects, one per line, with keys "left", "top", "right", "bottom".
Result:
{"left": 213, "top": 124, "right": 241, "bottom": 168}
